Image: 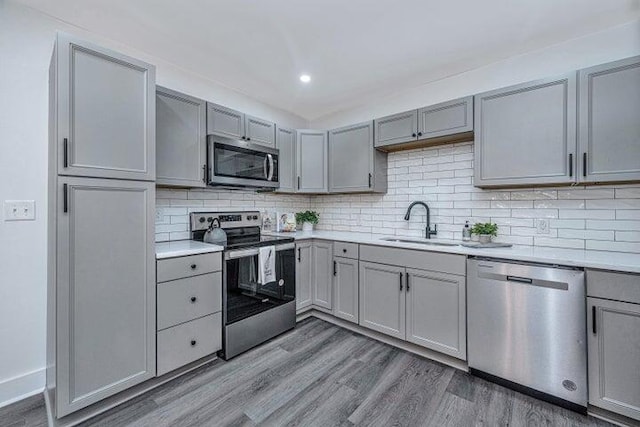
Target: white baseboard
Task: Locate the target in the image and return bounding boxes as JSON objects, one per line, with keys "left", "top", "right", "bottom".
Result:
{"left": 0, "top": 367, "right": 45, "bottom": 409}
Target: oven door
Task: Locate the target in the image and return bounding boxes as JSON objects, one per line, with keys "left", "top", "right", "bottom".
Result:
{"left": 223, "top": 244, "right": 295, "bottom": 326}
{"left": 208, "top": 136, "right": 279, "bottom": 188}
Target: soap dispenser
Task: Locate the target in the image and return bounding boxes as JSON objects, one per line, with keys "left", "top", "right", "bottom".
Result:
{"left": 462, "top": 221, "right": 472, "bottom": 241}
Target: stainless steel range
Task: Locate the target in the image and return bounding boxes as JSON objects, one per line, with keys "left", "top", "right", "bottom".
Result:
{"left": 191, "top": 211, "right": 296, "bottom": 360}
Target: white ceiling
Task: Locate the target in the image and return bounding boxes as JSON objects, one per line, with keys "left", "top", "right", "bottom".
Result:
{"left": 15, "top": 0, "right": 640, "bottom": 120}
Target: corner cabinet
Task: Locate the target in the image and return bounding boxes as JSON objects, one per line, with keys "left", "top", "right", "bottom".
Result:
{"left": 206, "top": 103, "right": 275, "bottom": 147}
{"left": 156, "top": 86, "right": 207, "bottom": 187}
{"left": 296, "top": 130, "right": 328, "bottom": 193}
{"left": 52, "top": 33, "right": 156, "bottom": 181}
{"left": 329, "top": 121, "right": 387, "bottom": 193}
{"left": 578, "top": 56, "right": 640, "bottom": 183}
{"left": 275, "top": 126, "right": 297, "bottom": 193}
{"left": 55, "top": 177, "right": 156, "bottom": 417}
{"left": 474, "top": 73, "right": 577, "bottom": 187}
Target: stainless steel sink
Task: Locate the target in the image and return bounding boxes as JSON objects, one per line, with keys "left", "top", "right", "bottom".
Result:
{"left": 379, "top": 237, "right": 459, "bottom": 247}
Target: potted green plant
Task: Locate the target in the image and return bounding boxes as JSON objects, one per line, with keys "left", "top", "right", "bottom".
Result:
{"left": 471, "top": 222, "right": 498, "bottom": 244}
{"left": 295, "top": 210, "right": 320, "bottom": 232}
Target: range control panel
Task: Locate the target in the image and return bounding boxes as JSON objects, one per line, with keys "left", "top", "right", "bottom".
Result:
{"left": 190, "top": 211, "right": 261, "bottom": 231}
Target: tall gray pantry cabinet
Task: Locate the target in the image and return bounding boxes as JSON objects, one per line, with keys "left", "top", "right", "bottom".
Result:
{"left": 47, "top": 33, "right": 156, "bottom": 418}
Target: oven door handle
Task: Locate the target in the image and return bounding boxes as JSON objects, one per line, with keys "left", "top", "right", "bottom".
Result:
{"left": 224, "top": 243, "right": 295, "bottom": 260}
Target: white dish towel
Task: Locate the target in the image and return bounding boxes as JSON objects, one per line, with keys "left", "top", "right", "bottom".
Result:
{"left": 258, "top": 246, "right": 276, "bottom": 284}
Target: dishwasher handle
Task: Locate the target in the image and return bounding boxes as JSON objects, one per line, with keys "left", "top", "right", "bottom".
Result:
{"left": 507, "top": 275, "right": 533, "bottom": 284}
{"left": 478, "top": 270, "right": 569, "bottom": 291}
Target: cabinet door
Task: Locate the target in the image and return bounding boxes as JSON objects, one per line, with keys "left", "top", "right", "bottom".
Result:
{"left": 206, "top": 103, "right": 245, "bottom": 139}
{"left": 276, "top": 127, "right": 296, "bottom": 193}
{"left": 312, "top": 241, "right": 333, "bottom": 309}
{"left": 56, "top": 177, "right": 155, "bottom": 417}
{"left": 329, "top": 121, "right": 374, "bottom": 193}
{"left": 245, "top": 114, "right": 276, "bottom": 147}
{"left": 297, "top": 130, "right": 328, "bottom": 193}
{"left": 474, "top": 73, "right": 577, "bottom": 187}
{"left": 55, "top": 34, "right": 155, "bottom": 181}
{"left": 359, "top": 261, "right": 405, "bottom": 339}
{"left": 374, "top": 110, "right": 418, "bottom": 148}
{"left": 156, "top": 86, "right": 206, "bottom": 187}
{"left": 405, "top": 268, "right": 466, "bottom": 359}
{"left": 333, "top": 257, "right": 359, "bottom": 323}
{"left": 588, "top": 297, "right": 640, "bottom": 420}
{"left": 418, "top": 96, "right": 473, "bottom": 139}
{"left": 578, "top": 56, "right": 640, "bottom": 183}
{"left": 295, "top": 242, "right": 313, "bottom": 311}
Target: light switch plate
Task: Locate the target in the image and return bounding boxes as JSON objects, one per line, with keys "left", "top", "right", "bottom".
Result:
{"left": 4, "top": 200, "right": 36, "bottom": 221}
{"left": 536, "top": 219, "right": 550, "bottom": 234}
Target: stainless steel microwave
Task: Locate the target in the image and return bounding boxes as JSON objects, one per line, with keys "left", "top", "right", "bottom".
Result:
{"left": 207, "top": 136, "right": 279, "bottom": 189}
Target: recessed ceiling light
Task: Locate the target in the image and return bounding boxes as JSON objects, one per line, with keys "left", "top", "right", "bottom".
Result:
{"left": 299, "top": 74, "right": 311, "bottom": 83}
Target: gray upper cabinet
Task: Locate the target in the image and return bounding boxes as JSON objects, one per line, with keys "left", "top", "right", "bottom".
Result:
{"left": 588, "top": 297, "right": 640, "bottom": 420}
{"left": 312, "top": 241, "right": 333, "bottom": 310}
{"left": 206, "top": 103, "right": 245, "bottom": 140}
{"left": 55, "top": 176, "right": 155, "bottom": 417}
{"left": 405, "top": 268, "right": 466, "bottom": 359}
{"left": 296, "top": 241, "right": 313, "bottom": 312}
{"left": 275, "top": 127, "right": 297, "bottom": 193}
{"left": 374, "top": 110, "right": 418, "bottom": 148}
{"left": 156, "top": 86, "right": 206, "bottom": 188}
{"left": 297, "top": 130, "right": 328, "bottom": 193}
{"left": 54, "top": 33, "right": 155, "bottom": 181}
{"left": 474, "top": 73, "right": 577, "bottom": 187}
{"left": 578, "top": 56, "right": 640, "bottom": 183}
{"left": 329, "top": 121, "right": 387, "bottom": 193}
{"left": 245, "top": 114, "right": 276, "bottom": 146}
{"left": 206, "top": 103, "right": 276, "bottom": 146}
{"left": 359, "top": 261, "right": 406, "bottom": 340}
{"left": 333, "top": 256, "right": 359, "bottom": 324}
{"left": 418, "top": 96, "right": 473, "bottom": 139}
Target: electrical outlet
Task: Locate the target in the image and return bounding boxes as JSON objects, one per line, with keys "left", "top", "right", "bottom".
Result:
{"left": 155, "top": 209, "right": 163, "bottom": 222}
{"left": 536, "top": 219, "right": 550, "bottom": 234}
{"left": 4, "top": 200, "right": 36, "bottom": 221}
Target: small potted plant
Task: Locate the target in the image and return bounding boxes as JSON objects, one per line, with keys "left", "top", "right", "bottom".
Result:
{"left": 471, "top": 222, "right": 498, "bottom": 244}
{"left": 296, "top": 210, "right": 320, "bottom": 232}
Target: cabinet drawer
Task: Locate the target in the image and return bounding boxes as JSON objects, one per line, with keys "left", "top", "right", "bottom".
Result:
{"left": 157, "top": 252, "right": 222, "bottom": 283}
{"left": 587, "top": 270, "right": 640, "bottom": 305}
{"left": 157, "top": 313, "right": 221, "bottom": 376}
{"left": 157, "top": 272, "right": 222, "bottom": 330}
{"left": 333, "top": 242, "right": 358, "bottom": 259}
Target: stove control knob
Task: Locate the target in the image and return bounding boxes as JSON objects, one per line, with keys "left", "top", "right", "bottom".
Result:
{"left": 207, "top": 217, "right": 213, "bottom": 222}
{"left": 252, "top": 215, "right": 258, "bottom": 220}
{"left": 198, "top": 217, "right": 205, "bottom": 223}
{"left": 246, "top": 215, "right": 251, "bottom": 220}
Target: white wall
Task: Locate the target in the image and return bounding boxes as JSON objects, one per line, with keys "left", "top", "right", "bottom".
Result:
{"left": 310, "top": 19, "right": 640, "bottom": 129}
{"left": 0, "top": 1, "right": 307, "bottom": 408}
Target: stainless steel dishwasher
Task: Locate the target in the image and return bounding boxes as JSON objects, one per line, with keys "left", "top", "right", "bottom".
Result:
{"left": 467, "top": 258, "right": 587, "bottom": 412}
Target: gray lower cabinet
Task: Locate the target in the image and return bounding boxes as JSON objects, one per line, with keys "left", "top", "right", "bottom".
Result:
{"left": 474, "top": 73, "right": 577, "bottom": 187}
{"left": 359, "top": 261, "right": 406, "bottom": 339}
{"left": 206, "top": 103, "right": 275, "bottom": 146}
{"left": 578, "top": 56, "right": 640, "bottom": 183}
{"left": 329, "top": 121, "right": 387, "bottom": 193}
{"left": 405, "top": 268, "right": 466, "bottom": 359}
{"left": 312, "top": 241, "right": 333, "bottom": 309}
{"left": 53, "top": 33, "right": 155, "bottom": 181}
{"left": 55, "top": 177, "right": 156, "bottom": 417}
{"left": 297, "top": 130, "right": 328, "bottom": 193}
{"left": 206, "top": 103, "right": 245, "bottom": 140}
{"left": 374, "top": 110, "right": 419, "bottom": 148}
{"left": 333, "top": 257, "right": 359, "bottom": 323}
{"left": 295, "top": 241, "right": 313, "bottom": 311}
{"left": 276, "top": 126, "right": 297, "bottom": 193}
{"left": 418, "top": 96, "right": 473, "bottom": 139}
{"left": 156, "top": 86, "right": 206, "bottom": 187}
{"left": 587, "top": 297, "right": 640, "bottom": 420}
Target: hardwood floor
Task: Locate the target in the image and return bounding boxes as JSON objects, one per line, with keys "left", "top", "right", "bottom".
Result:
{"left": 1, "top": 318, "right": 613, "bottom": 427}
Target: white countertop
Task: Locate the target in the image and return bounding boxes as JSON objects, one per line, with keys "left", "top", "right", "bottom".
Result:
{"left": 265, "top": 230, "right": 640, "bottom": 274}
{"left": 156, "top": 240, "right": 224, "bottom": 259}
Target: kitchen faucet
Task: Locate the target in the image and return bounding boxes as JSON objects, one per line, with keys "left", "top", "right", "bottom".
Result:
{"left": 404, "top": 201, "right": 437, "bottom": 239}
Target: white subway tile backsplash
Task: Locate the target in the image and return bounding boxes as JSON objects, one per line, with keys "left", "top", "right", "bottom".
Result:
{"left": 155, "top": 143, "right": 640, "bottom": 253}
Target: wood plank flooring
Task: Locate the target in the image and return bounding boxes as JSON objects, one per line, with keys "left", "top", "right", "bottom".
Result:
{"left": 1, "top": 318, "right": 613, "bottom": 427}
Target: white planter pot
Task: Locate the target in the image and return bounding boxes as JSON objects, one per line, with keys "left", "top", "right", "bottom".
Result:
{"left": 302, "top": 222, "right": 314, "bottom": 232}
{"left": 478, "top": 234, "right": 492, "bottom": 244}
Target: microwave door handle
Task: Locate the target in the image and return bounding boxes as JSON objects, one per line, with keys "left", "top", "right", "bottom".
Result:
{"left": 267, "top": 154, "right": 274, "bottom": 181}
{"left": 263, "top": 156, "right": 269, "bottom": 179}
